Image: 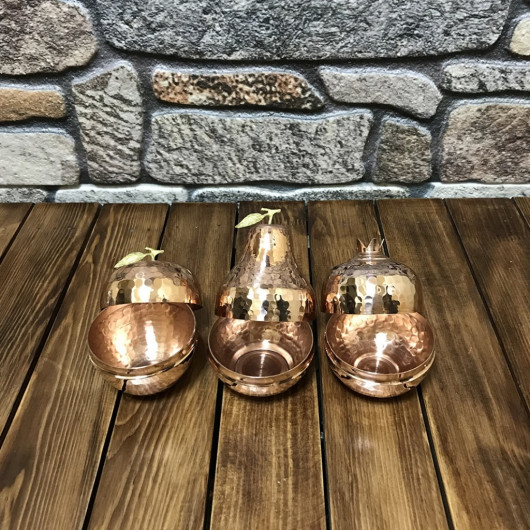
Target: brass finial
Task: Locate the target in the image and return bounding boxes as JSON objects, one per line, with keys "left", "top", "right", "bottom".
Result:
{"left": 356, "top": 238, "right": 384, "bottom": 254}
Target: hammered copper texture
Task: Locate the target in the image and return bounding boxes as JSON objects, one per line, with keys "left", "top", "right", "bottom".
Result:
{"left": 101, "top": 260, "right": 202, "bottom": 309}
{"left": 216, "top": 225, "right": 315, "bottom": 322}
{"left": 208, "top": 317, "right": 313, "bottom": 396}
{"left": 88, "top": 302, "right": 197, "bottom": 394}
{"left": 322, "top": 239, "right": 421, "bottom": 315}
{"left": 325, "top": 312, "right": 435, "bottom": 397}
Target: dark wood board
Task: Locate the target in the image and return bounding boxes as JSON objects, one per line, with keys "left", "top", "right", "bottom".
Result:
{"left": 308, "top": 200, "right": 447, "bottom": 530}
{"left": 377, "top": 199, "right": 530, "bottom": 529}
{"left": 0, "top": 203, "right": 31, "bottom": 259}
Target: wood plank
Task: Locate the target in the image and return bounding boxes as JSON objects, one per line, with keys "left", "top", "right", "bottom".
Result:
{"left": 0, "top": 203, "right": 31, "bottom": 259}
{"left": 447, "top": 199, "right": 530, "bottom": 406}
{"left": 0, "top": 204, "right": 168, "bottom": 530}
{"left": 210, "top": 202, "right": 326, "bottom": 530}
{"left": 0, "top": 203, "right": 98, "bottom": 431}
{"left": 515, "top": 197, "right": 530, "bottom": 226}
{"left": 377, "top": 199, "right": 530, "bottom": 529}
{"left": 88, "top": 203, "right": 236, "bottom": 530}
{"left": 308, "top": 201, "right": 447, "bottom": 530}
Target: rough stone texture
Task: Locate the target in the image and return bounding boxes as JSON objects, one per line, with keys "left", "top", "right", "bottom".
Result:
{"left": 54, "top": 184, "right": 188, "bottom": 203}
{"left": 509, "top": 17, "right": 530, "bottom": 56}
{"left": 146, "top": 111, "right": 373, "bottom": 184}
{"left": 0, "top": 187, "right": 48, "bottom": 202}
{"left": 73, "top": 63, "right": 143, "bottom": 184}
{"left": 191, "top": 183, "right": 408, "bottom": 202}
{"left": 0, "top": 0, "right": 97, "bottom": 75}
{"left": 0, "top": 87, "right": 65, "bottom": 122}
{"left": 373, "top": 119, "right": 431, "bottom": 184}
{"left": 0, "top": 132, "right": 78, "bottom": 186}
{"left": 320, "top": 68, "right": 442, "bottom": 118}
{"left": 422, "top": 182, "right": 530, "bottom": 198}
{"left": 153, "top": 70, "right": 323, "bottom": 109}
{"left": 441, "top": 102, "right": 530, "bottom": 183}
{"left": 442, "top": 62, "right": 530, "bottom": 92}
{"left": 93, "top": 0, "right": 509, "bottom": 60}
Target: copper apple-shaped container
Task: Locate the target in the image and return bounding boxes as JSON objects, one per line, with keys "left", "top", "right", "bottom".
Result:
{"left": 88, "top": 248, "right": 202, "bottom": 395}
{"left": 209, "top": 210, "right": 315, "bottom": 396}
{"left": 322, "top": 239, "right": 435, "bottom": 398}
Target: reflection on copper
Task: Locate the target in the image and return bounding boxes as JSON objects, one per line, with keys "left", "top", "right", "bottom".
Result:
{"left": 215, "top": 224, "right": 315, "bottom": 322}
{"left": 208, "top": 317, "right": 313, "bottom": 396}
{"left": 322, "top": 238, "right": 422, "bottom": 315}
{"left": 101, "top": 260, "right": 202, "bottom": 309}
{"left": 323, "top": 239, "right": 435, "bottom": 397}
{"left": 88, "top": 303, "right": 197, "bottom": 395}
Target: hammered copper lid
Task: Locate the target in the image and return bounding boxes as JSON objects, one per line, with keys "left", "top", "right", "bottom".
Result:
{"left": 215, "top": 224, "right": 315, "bottom": 322}
{"left": 322, "top": 238, "right": 422, "bottom": 315}
{"left": 101, "top": 260, "right": 202, "bottom": 309}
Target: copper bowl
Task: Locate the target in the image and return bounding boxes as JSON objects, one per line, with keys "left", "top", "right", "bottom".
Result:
{"left": 208, "top": 317, "right": 314, "bottom": 396}
{"left": 325, "top": 313, "right": 435, "bottom": 398}
{"left": 88, "top": 302, "right": 197, "bottom": 395}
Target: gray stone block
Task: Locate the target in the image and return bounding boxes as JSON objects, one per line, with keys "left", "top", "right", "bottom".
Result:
{"left": 373, "top": 119, "right": 431, "bottom": 184}
{"left": 54, "top": 184, "right": 188, "bottom": 203}
{"left": 320, "top": 68, "right": 442, "bottom": 118}
{"left": 441, "top": 101, "right": 530, "bottom": 183}
{"left": 146, "top": 111, "right": 373, "bottom": 185}
{"left": 0, "top": 0, "right": 97, "bottom": 75}
{"left": 442, "top": 62, "right": 530, "bottom": 92}
{"left": 190, "top": 183, "right": 409, "bottom": 202}
{"left": 93, "top": 0, "right": 509, "bottom": 60}
{"left": 0, "top": 187, "right": 48, "bottom": 203}
{"left": 73, "top": 63, "right": 144, "bottom": 184}
{"left": 0, "top": 132, "right": 79, "bottom": 186}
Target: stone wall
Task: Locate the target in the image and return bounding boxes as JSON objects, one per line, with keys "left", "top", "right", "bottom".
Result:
{"left": 0, "top": 0, "right": 529, "bottom": 203}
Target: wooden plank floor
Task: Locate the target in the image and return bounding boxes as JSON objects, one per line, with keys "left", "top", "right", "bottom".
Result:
{"left": 0, "top": 199, "right": 528, "bottom": 530}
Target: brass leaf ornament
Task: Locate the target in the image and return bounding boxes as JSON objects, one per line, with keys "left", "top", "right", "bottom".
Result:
{"left": 235, "top": 208, "right": 281, "bottom": 228}
{"left": 114, "top": 247, "right": 164, "bottom": 268}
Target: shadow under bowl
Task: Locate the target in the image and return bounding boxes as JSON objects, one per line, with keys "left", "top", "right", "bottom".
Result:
{"left": 208, "top": 317, "right": 314, "bottom": 397}
{"left": 325, "top": 312, "right": 435, "bottom": 398}
{"left": 88, "top": 302, "right": 197, "bottom": 395}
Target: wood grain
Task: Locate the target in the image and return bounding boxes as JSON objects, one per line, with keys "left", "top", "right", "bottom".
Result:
{"left": 0, "top": 203, "right": 31, "bottom": 259}
{"left": 210, "top": 202, "right": 326, "bottom": 530}
{"left": 0, "top": 204, "right": 168, "bottom": 530}
{"left": 0, "top": 203, "right": 98, "bottom": 432}
{"left": 515, "top": 197, "right": 530, "bottom": 226}
{"left": 377, "top": 199, "right": 530, "bottom": 529}
{"left": 447, "top": 199, "right": 530, "bottom": 406}
{"left": 308, "top": 201, "right": 447, "bottom": 530}
{"left": 88, "top": 203, "right": 236, "bottom": 530}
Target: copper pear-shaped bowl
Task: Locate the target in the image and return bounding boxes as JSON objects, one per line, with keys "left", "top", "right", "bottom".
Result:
{"left": 208, "top": 317, "right": 314, "bottom": 396}
{"left": 88, "top": 302, "right": 197, "bottom": 395}
{"left": 325, "top": 312, "right": 435, "bottom": 398}
{"left": 101, "top": 260, "right": 202, "bottom": 309}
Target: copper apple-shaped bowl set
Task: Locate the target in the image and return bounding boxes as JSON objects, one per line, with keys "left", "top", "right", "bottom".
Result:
{"left": 88, "top": 248, "right": 202, "bottom": 395}
{"left": 322, "top": 239, "right": 435, "bottom": 398}
{"left": 208, "top": 211, "right": 316, "bottom": 396}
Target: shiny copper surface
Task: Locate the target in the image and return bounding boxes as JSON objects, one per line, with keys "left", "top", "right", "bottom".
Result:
{"left": 216, "top": 224, "right": 315, "bottom": 322}
{"left": 325, "top": 313, "right": 435, "bottom": 397}
{"left": 208, "top": 317, "right": 314, "bottom": 396}
{"left": 101, "top": 260, "right": 202, "bottom": 309}
{"left": 88, "top": 302, "right": 197, "bottom": 395}
{"left": 322, "top": 238, "right": 421, "bottom": 315}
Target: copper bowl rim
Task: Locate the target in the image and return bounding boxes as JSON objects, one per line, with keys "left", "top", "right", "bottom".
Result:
{"left": 88, "top": 303, "right": 197, "bottom": 377}
{"left": 89, "top": 333, "right": 198, "bottom": 379}
{"left": 324, "top": 322, "right": 435, "bottom": 381}
{"left": 325, "top": 342, "right": 435, "bottom": 386}
{"left": 207, "top": 319, "right": 314, "bottom": 383}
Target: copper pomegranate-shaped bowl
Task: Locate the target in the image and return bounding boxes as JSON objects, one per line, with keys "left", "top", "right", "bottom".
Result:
{"left": 322, "top": 239, "right": 435, "bottom": 398}
{"left": 88, "top": 248, "right": 201, "bottom": 395}
{"left": 209, "top": 210, "right": 316, "bottom": 397}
